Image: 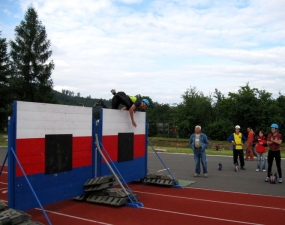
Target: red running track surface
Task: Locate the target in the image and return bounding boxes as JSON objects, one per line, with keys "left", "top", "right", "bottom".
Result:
{"left": 0, "top": 166, "right": 285, "bottom": 225}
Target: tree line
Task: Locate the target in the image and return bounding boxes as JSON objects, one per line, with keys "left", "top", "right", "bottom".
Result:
{"left": 146, "top": 84, "right": 285, "bottom": 140}
{"left": 1, "top": 7, "right": 284, "bottom": 140}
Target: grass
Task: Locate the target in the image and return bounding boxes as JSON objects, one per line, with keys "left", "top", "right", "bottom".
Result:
{"left": 148, "top": 146, "right": 285, "bottom": 158}
{"left": 0, "top": 133, "right": 8, "bottom": 146}
{"left": 148, "top": 146, "right": 234, "bottom": 156}
{"left": 148, "top": 137, "right": 285, "bottom": 158}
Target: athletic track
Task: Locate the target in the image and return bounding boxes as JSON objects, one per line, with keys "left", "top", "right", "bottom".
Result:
{"left": 0, "top": 166, "right": 284, "bottom": 225}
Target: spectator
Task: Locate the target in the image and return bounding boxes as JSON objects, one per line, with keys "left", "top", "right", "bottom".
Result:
{"left": 265, "top": 124, "right": 282, "bottom": 183}
{"left": 255, "top": 130, "right": 267, "bottom": 172}
{"left": 245, "top": 127, "right": 254, "bottom": 161}
{"left": 227, "top": 125, "right": 247, "bottom": 170}
{"left": 189, "top": 125, "right": 209, "bottom": 178}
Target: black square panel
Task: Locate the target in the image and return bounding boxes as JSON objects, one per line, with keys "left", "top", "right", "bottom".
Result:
{"left": 118, "top": 133, "right": 134, "bottom": 162}
{"left": 45, "top": 134, "right": 72, "bottom": 174}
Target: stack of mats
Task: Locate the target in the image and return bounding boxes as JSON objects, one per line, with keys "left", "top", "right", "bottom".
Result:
{"left": 143, "top": 174, "right": 176, "bottom": 186}
{"left": 73, "top": 175, "right": 138, "bottom": 207}
{"left": 0, "top": 201, "right": 44, "bottom": 225}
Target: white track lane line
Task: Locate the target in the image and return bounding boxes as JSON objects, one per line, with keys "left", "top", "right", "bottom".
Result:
{"left": 187, "top": 187, "right": 285, "bottom": 199}
{"left": 2, "top": 199, "right": 112, "bottom": 225}
{"left": 157, "top": 168, "right": 169, "bottom": 172}
{"left": 35, "top": 208, "right": 113, "bottom": 225}
{"left": 1, "top": 196, "right": 264, "bottom": 224}
{"left": 134, "top": 191, "right": 285, "bottom": 211}
{"left": 143, "top": 207, "right": 264, "bottom": 225}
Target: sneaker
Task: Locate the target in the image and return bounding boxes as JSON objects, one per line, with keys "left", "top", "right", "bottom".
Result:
{"left": 204, "top": 173, "right": 208, "bottom": 178}
{"left": 279, "top": 178, "right": 283, "bottom": 183}
{"left": 111, "top": 89, "right": 116, "bottom": 95}
{"left": 262, "top": 169, "right": 266, "bottom": 172}
{"left": 240, "top": 167, "right": 246, "bottom": 170}
{"left": 194, "top": 173, "right": 200, "bottom": 177}
{"left": 234, "top": 163, "right": 239, "bottom": 172}
{"left": 265, "top": 177, "right": 269, "bottom": 182}
{"left": 256, "top": 169, "right": 260, "bottom": 172}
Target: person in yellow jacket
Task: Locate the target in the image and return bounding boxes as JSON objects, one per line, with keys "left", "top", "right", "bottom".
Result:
{"left": 227, "top": 125, "right": 247, "bottom": 170}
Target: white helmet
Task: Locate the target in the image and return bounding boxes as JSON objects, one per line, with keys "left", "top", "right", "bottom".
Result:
{"left": 235, "top": 125, "right": 240, "bottom": 129}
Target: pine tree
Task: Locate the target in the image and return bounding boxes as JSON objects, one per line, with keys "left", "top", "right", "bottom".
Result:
{"left": 0, "top": 31, "right": 11, "bottom": 130}
{"left": 10, "top": 7, "right": 55, "bottom": 103}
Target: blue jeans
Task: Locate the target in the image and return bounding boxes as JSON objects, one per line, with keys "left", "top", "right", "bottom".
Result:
{"left": 193, "top": 149, "right": 208, "bottom": 174}
{"left": 257, "top": 152, "right": 266, "bottom": 170}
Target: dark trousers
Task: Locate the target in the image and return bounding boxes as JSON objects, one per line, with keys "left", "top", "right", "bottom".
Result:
{"left": 111, "top": 92, "right": 132, "bottom": 109}
{"left": 267, "top": 150, "right": 282, "bottom": 178}
{"left": 233, "top": 149, "right": 245, "bottom": 167}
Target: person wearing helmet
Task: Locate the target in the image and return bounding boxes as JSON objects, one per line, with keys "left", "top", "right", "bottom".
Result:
{"left": 227, "top": 125, "right": 247, "bottom": 170}
{"left": 265, "top": 124, "right": 282, "bottom": 183}
{"left": 94, "top": 89, "right": 150, "bottom": 127}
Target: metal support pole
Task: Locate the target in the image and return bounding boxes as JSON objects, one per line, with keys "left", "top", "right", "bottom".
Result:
{"left": 10, "top": 148, "right": 52, "bottom": 225}
{"left": 0, "top": 152, "right": 8, "bottom": 176}
{"left": 148, "top": 139, "right": 179, "bottom": 185}
{"left": 95, "top": 134, "right": 143, "bottom": 207}
{"left": 95, "top": 135, "right": 130, "bottom": 197}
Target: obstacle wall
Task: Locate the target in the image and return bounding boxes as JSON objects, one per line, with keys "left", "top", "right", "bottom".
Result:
{"left": 8, "top": 101, "right": 93, "bottom": 210}
{"left": 97, "top": 108, "right": 147, "bottom": 182}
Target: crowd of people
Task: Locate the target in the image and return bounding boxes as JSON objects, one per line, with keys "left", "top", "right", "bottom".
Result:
{"left": 189, "top": 124, "right": 283, "bottom": 183}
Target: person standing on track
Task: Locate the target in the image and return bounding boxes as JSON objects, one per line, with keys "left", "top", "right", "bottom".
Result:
{"left": 189, "top": 125, "right": 209, "bottom": 178}
{"left": 245, "top": 127, "right": 254, "bottom": 161}
{"left": 265, "top": 124, "right": 282, "bottom": 183}
{"left": 255, "top": 130, "right": 267, "bottom": 172}
{"left": 227, "top": 125, "right": 247, "bottom": 170}
{"left": 94, "top": 89, "right": 150, "bottom": 127}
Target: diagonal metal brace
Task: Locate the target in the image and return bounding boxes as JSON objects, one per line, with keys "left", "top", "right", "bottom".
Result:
{"left": 147, "top": 140, "right": 183, "bottom": 189}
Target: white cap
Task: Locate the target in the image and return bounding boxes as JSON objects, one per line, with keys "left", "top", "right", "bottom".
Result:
{"left": 235, "top": 125, "right": 240, "bottom": 129}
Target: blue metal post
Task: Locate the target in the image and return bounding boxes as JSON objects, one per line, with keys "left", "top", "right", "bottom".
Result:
{"left": 95, "top": 134, "right": 143, "bottom": 208}
{"left": 10, "top": 148, "right": 52, "bottom": 225}
{"left": 8, "top": 109, "right": 16, "bottom": 209}
{"left": 0, "top": 152, "right": 8, "bottom": 175}
{"left": 99, "top": 142, "right": 143, "bottom": 207}
{"left": 147, "top": 139, "right": 183, "bottom": 188}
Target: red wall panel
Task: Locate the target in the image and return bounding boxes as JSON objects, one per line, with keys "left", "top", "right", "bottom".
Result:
{"left": 15, "top": 136, "right": 92, "bottom": 176}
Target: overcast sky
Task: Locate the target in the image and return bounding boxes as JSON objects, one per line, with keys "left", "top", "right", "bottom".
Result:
{"left": 1, "top": 0, "right": 285, "bottom": 104}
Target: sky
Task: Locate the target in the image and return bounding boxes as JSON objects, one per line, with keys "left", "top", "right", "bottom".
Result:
{"left": 1, "top": 0, "right": 285, "bottom": 104}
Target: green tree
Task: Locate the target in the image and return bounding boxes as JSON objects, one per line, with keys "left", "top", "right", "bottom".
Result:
{"left": 174, "top": 87, "right": 213, "bottom": 138}
{"left": 0, "top": 31, "right": 11, "bottom": 130}
{"left": 212, "top": 84, "right": 282, "bottom": 137}
{"left": 10, "top": 7, "right": 54, "bottom": 103}
{"left": 206, "top": 120, "right": 234, "bottom": 140}
{"left": 226, "top": 83, "right": 259, "bottom": 130}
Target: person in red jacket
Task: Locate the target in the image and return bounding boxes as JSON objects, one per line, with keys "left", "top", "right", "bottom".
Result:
{"left": 255, "top": 130, "right": 267, "bottom": 172}
{"left": 245, "top": 127, "right": 254, "bottom": 161}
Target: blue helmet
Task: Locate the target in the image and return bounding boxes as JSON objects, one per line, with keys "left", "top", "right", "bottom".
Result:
{"left": 271, "top": 123, "right": 279, "bottom": 129}
{"left": 142, "top": 99, "right": 150, "bottom": 107}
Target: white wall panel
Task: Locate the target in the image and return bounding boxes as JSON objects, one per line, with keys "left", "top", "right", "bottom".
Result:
{"left": 102, "top": 109, "right": 146, "bottom": 135}
{"left": 16, "top": 101, "right": 92, "bottom": 139}
{"left": 17, "top": 101, "right": 91, "bottom": 114}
